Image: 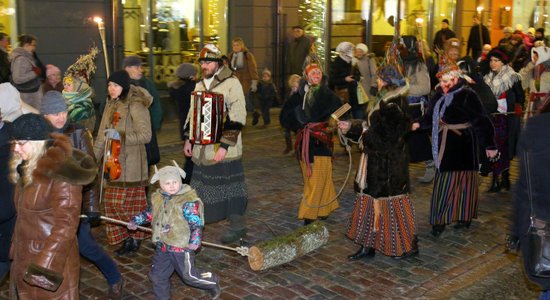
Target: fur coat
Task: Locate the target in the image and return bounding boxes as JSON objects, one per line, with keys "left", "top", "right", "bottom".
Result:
{"left": 10, "top": 133, "right": 96, "bottom": 299}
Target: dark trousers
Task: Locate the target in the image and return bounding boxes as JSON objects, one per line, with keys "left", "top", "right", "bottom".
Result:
{"left": 260, "top": 99, "right": 273, "bottom": 125}
{"left": 78, "top": 220, "right": 122, "bottom": 285}
{"left": 149, "top": 250, "right": 218, "bottom": 300}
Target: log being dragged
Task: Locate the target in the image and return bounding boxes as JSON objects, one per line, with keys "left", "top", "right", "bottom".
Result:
{"left": 247, "top": 221, "right": 329, "bottom": 271}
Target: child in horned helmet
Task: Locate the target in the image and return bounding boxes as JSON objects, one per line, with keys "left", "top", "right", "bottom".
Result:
{"left": 128, "top": 161, "right": 221, "bottom": 299}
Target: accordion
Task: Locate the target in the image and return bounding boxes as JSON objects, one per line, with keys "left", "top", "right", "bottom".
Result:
{"left": 189, "top": 91, "right": 225, "bottom": 145}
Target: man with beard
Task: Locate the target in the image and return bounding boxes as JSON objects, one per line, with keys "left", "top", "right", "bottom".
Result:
{"left": 183, "top": 44, "right": 248, "bottom": 244}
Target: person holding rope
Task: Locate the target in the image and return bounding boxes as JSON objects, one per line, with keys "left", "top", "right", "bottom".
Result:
{"left": 127, "top": 162, "right": 221, "bottom": 300}
{"left": 339, "top": 61, "right": 418, "bottom": 260}
{"left": 280, "top": 61, "right": 342, "bottom": 226}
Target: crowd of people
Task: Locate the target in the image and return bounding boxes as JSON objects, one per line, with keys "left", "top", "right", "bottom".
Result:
{"left": 0, "top": 18, "right": 549, "bottom": 299}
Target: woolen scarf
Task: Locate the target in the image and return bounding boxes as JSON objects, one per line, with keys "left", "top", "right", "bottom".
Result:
{"left": 484, "top": 64, "right": 520, "bottom": 98}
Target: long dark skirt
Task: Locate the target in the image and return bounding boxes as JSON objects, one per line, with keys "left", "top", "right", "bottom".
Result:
{"left": 492, "top": 114, "right": 510, "bottom": 176}
{"left": 191, "top": 159, "right": 248, "bottom": 223}
{"left": 407, "top": 101, "right": 432, "bottom": 163}
{"left": 430, "top": 170, "right": 479, "bottom": 225}
{"left": 347, "top": 193, "right": 416, "bottom": 257}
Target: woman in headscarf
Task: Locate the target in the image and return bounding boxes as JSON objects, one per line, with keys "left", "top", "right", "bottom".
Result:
{"left": 330, "top": 42, "right": 364, "bottom": 118}
{"left": 519, "top": 44, "right": 550, "bottom": 119}
{"left": 62, "top": 75, "right": 96, "bottom": 131}
{"left": 413, "top": 54, "right": 497, "bottom": 237}
{"left": 339, "top": 62, "right": 418, "bottom": 259}
{"left": 483, "top": 47, "right": 524, "bottom": 192}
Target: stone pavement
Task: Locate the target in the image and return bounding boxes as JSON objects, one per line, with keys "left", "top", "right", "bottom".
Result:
{"left": 0, "top": 109, "right": 541, "bottom": 299}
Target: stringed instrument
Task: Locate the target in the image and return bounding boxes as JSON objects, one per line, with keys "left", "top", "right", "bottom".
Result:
{"left": 103, "top": 111, "right": 121, "bottom": 180}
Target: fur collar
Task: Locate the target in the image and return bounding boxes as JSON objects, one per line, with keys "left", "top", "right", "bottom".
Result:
{"left": 200, "top": 66, "right": 235, "bottom": 91}
{"left": 117, "top": 85, "right": 153, "bottom": 108}
{"left": 33, "top": 133, "right": 97, "bottom": 185}
{"left": 380, "top": 82, "right": 410, "bottom": 103}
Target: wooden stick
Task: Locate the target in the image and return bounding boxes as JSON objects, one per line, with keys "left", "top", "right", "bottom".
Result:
{"left": 80, "top": 215, "right": 249, "bottom": 256}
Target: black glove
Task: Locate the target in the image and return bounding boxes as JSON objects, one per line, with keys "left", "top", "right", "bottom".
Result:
{"left": 85, "top": 211, "right": 101, "bottom": 227}
{"left": 505, "top": 234, "right": 520, "bottom": 252}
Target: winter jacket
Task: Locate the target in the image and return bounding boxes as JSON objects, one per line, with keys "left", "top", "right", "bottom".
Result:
{"left": 130, "top": 77, "right": 163, "bottom": 131}
{"left": 0, "top": 122, "right": 14, "bottom": 262}
{"left": 168, "top": 79, "right": 196, "bottom": 140}
{"left": 94, "top": 85, "right": 152, "bottom": 187}
{"left": 355, "top": 54, "right": 378, "bottom": 98}
{"left": 467, "top": 24, "right": 491, "bottom": 54}
{"left": 0, "top": 48, "right": 10, "bottom": 83}
{"left": 329, "top": 56, "right": 359, "bottom": 108}
{"left": 9, "top": 47, "right": 42, "bottom": 109}
{"left": 346, "top": 85, "right": 411, "bottom": 197}
{"left": 286, "top": 35, "right": 312, "bottom": 76}
{"left": 185, "top": 66, "right": 246, "bottom": 166}
{"left": 10, "top": 134, "right": 96, "bottom": 299}
{"left": 421, "top": 80, "right": 496, "bottom": 172}
{"left": 228, "top": 51, "right": 259, "bottom": 95}
{"left": 512, "top": 112, "right": 550, "bottom": 291}
{"left": 405, "top": 62, "right": 431, "bottom": 97}
{"left": 519, "top": 47, "right": 550, "bottom": 98}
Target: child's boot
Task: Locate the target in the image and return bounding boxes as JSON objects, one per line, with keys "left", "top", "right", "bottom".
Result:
{"left": 209, "top": 284, "right": 221, "bottom": 300}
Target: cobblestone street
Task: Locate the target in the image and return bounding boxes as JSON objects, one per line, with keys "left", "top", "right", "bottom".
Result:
{"left": 0, "top": 110, "right": 540, "bottom": 299}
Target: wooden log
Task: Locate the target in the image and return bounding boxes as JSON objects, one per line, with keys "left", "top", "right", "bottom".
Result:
{"left": 247, "top": 221, "right": 329, "bottom": 271}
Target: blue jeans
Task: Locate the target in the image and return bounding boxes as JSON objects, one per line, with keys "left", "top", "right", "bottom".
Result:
{"left": 541, "top": 290, "right": 550, "bottom": 300}
{"left": 78, "top": 220, "right": 121, "bottom": 285}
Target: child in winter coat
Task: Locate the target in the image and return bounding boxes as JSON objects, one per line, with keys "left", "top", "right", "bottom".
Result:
{"left": 127, "top": 162, "right": 221, "bottom": 299}
{"left": 256, "top": 68, "right": 279, "bottom": 128}
{"left": 279, "top": 74, "right": 301, "bottom": 154}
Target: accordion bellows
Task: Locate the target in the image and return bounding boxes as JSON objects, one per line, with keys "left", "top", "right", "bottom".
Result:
{"left": 189, "top": 91, "right": 225, "bottom": 145}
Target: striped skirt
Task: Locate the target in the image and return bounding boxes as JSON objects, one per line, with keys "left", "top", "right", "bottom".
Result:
{"left": 298, "top": 156, "right": 339, "bottom": 220}
{"left": 104, "top": 186, "right": 149, "bottom": 245}
{"left": 191, "top": 159, "right": 248, "bottom": 224}
{"left": 346, "top": 193, "right": 416, "bottom": 257}
{"left": 430, "top": 170, "right": 479, "bottom": 225}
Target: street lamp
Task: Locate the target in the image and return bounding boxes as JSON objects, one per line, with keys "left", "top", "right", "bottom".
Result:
{"left": 94, "top": 16, "right": 110, "bottom": 78}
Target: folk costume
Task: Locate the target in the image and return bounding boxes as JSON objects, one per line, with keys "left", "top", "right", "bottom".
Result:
{"left": 483, "top": 48, "right": 524, "bottom": 192}
{"left": 280, "top": 63, "right": 341, "bottom": 224}
{"left": 93, "top": 70, "right": 152, "bottom": 254}
{"left": 184, "top": 44, "right": 248, "bottom": 244}
{"left": 130, "top": 163, "right": 220, "bottom": 300}
{"left": 423, "top": 54, "right": 496, "bottom": 236}
{"left": 9, "top": 115, "right": 96, "bottom": 299}
{"left": 344, "top": 48, "right": 418, "bottom": 258}
{"left": 519, "top": 45, "right": 550, "bottom": 119}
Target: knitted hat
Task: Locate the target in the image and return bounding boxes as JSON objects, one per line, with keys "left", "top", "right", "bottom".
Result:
{"left": 487, "top": 47, "right": 510, "bottom": 64}
{"left": 176, "top": 63, "right": 196, "bottom": 79}
{"left": 528, "top": 27, "right": 536, "bottom": 36}
{"left": 198, "top": 44, "right": 222, "bottom": 62}
{"left": 262, "top": 68, "right": 272, "bottom": 77}
{"left": 108, "top": 70, "right": 130, "bottom": 95}
{"left": 46, "top": 64, "right": 61, "bottom": 77}
{"left": 150, "top": 160, "right": 186, "bottom": 185}
{"left": 40, "top": 91, "right": 67, "bottom": 115}
{"left": 123, "top": 55, "right": 143, "bottom": 68}
{"left": 11, "top": 113, "right": 52, "bottom": 141}
{"left": 355, "top": 43, "right": 368, "bottom": 53}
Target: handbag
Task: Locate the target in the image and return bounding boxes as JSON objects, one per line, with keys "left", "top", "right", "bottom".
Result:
{"left": 356, "top": 83, "right": 369, "bottom": 105}
{"left": 525, "top": 151, "right": 550, "bottom": 277}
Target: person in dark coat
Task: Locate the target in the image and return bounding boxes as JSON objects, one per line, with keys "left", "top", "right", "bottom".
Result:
{"left": 286, "top": 25, "right": 312, "bottom": 78}
{"left": 280, "top": 62, "right": 341, "bottom": 225}
{"left": 0, "top": 32, "right": 10, "bottom": 84}
{"left": 433, "top": 19, "right": 456, "bottom": 52}
{"left": 508, "top": 97, "right": 550, "bottom": 299}
{"left": 0, "top": 109, "right": 14, "bottom": 284}
{"left": 467, "top": 14, "right": 491, "bottom": 61}
{"left": 340, "top": 63, "right": 418, "bottom": 260}
{"left": 330, "top": 41, "right": 363, "bottom": 118}
{"left": 414, "top": 54, "right": 497, "bottom": 237}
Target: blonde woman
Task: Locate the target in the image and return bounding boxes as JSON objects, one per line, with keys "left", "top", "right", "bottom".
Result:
{"left": 9, "top": 113, "right": 96, "bottom": 299}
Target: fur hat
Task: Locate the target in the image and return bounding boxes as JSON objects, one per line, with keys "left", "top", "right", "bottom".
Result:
{"left": 176, "top": 63, "right": 196, "bottom": 79}
{"left": 150, "top": 160, "right": 186, "bottom": 185}
{"left": 198, "top": 44, "right": 222, "bottom": 62}
{"left": 123, "top": 55, "right": 143, "bottom": 68}
{"left": 40, "top": 91, "right": 67, "bottom": 115}
{"left": 46, "top": 64, "right": 61, "bottom": 77}
{"left": 11, "top": 113, "right": 52, "bottom": 141}
{"left": 487, "top": 47, "right": 510, "bottom": 64}
{"left": 108, "top": 70, "right": 131, "bottom": 96}
{"left": 355, "top": 43, "right": 368, "bottom": 53}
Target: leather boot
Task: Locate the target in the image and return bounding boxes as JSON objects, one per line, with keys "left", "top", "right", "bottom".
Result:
{"left": 431, "top": 224, "right": 445, "bottom": 237}
{"left": 108, "top": 277, "right": 124, "bottom": 300}
{"left": 282, "top": 135, "right": 292, "bottom": 154}
{"left": 114, "top": 238, "right": 134, "bottom": 256}
{"left": 418, "top": 160, "right": 436, "bottom": 183}
{"left": 128, "top": 238, "right": 141, "bottom": 253}
{"left": 252, "top": 111, "right": 260, "bottom": 126}
{"left": 487, "top": 174, "right": 500, "bottom": 193}
{"left": 347, "top": 246, "right": 375, "bottom": 260}
{"left": 209, "top": 284, "right": 221, "bottom": 300}
{"left": 501, "top": 170, "right": 510, "bottom": 191}
{"left": 220, "top": 214, "right": 246, "bottom": 244}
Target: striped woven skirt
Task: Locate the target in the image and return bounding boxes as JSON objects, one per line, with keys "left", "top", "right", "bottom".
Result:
{"left": 104, "top": 186, "right": 149, "bottom": 245}
{"left": 191, "top": 159, "right": 248, "bottom": 224}
{"left": 430, "top": 170, "right": 479, "bottom": 225}
{"left": 298, "top": 156, "right": 339, "bottom": 220}
{"left": 346, "top": 193, "right": 416, "bottom": 257}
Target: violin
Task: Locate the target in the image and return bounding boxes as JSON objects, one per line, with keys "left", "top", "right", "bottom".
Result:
{"left": 103, "top": 112, "right": 121, "bottom": 180}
